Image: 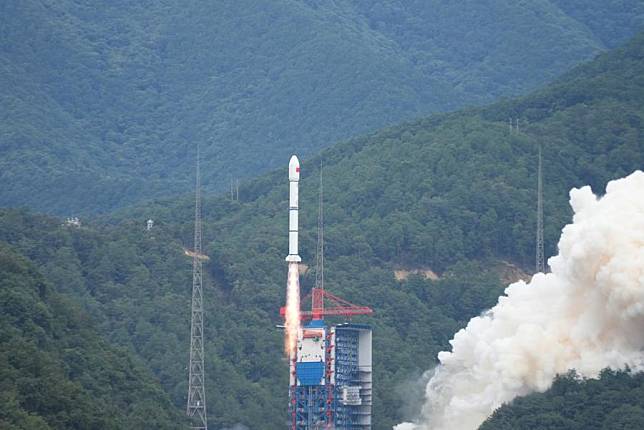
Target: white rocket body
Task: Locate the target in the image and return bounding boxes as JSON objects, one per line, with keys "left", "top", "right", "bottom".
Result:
{"left": 286, "top": 155, "right": 301, "bottom": 262}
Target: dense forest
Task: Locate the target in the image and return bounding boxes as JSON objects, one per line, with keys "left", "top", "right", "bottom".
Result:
{"left": 480, "top": 370, "right": 644, "bottom": 429}
{"left": 0, "top": 242, "right": 185, "bottom": 429}
{"left": 2, "top": 1, "right": 643, "bottom": 214}
{"left": 0, "top": 32, "right": 640, "bottom": 429}
{"left": 0, "top": 207, "right": 507, "bottom": 429}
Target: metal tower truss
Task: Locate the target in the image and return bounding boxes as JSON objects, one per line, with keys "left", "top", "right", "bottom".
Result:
{"left": 314, "top": 163, "right": 325, "bottom": 304}
{"left": 281, "top": 289, "right": 373, "bottom": 320}
{"left": 334, "top": 329, "right": 358, "bottom": 428}
{"left": 333, "top": 325, "right": 372, "bottom": 429}
{"left": 293, "top": 385, "right": 331, "bottom": 429}
{"left": 308, "top": 289, "right": 373, "bottom": 320}
{"left": 324, "top": 330, "right": 336, "bottom": 427}
{"left": 536, "top": 144, "right": 545, "bottom": 274}
{"left": 187, "top": 146, "right": 208, "bottom": 430}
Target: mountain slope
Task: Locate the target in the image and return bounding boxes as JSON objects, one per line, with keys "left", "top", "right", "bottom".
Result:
{"left": 1, "top": 0, "right": 643, "bottom": 214}
{"left": 1, "top": 30, "right": 643, "bottom": 430}
{"left": 108, "top": 31, "right": 643, "bottom": 428}
{"left": 0, "top": 208, "right": 296, "bottom": 429}
{"left": 0, "top": 242, "right": 184, "bottom": 429}
{"left": 0, "top": 208, "right": 505, "bottom": 430}
{"left": 479, "top": 370, "right": 644, "bottom": 430}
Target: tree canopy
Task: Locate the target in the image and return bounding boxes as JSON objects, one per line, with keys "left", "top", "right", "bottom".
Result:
{"left": 0, "top": 242, "right": 185, "bottom": 429}
{"left": 1, "top": 25, "right": 643, "bottom": 430}
{"left": 1, "top": 0, "right": 643, "bottom": 214}
{"left": 480, "top": 370, "right": 644, "bottom": 430}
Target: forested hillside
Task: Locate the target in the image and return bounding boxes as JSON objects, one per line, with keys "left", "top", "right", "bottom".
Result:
{"left": 2, "top": 23, "right": 643, "bottom": 430}
{"left": 480, "top": 370, "right": 644, "bottom": 429}
{"left": 103, "top": 32, "right": 641, "bottom": 428}
{"left": 0, "top": 207, "right": 507, "bottom": 429}
{"left": 0, "top": 242, "right": 184, "bottom": 429}
{"left": 1, "top": 0, "right": 643, "bottom": 214}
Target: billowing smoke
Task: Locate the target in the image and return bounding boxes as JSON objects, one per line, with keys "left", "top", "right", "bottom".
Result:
{"left": 396, "top": 171, "right": 644, "bottom": 430}
{"left": 284, "top": 262, "right": 301, "bottom": 356}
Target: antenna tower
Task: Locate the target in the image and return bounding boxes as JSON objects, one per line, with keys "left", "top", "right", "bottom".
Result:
{"left": 312, "top": 163, "right": 325, "bottom": 317}
{"left": 315, "top": 164, "right": 324, "bottom": 289}
{"left": 536, "top": 144, "right": 545, "bottom": 273}
{"left": 187, "top": 146, "right": 208, "bottom": 429}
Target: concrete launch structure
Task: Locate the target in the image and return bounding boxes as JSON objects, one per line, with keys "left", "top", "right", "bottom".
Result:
{"left": 282, "top": 156, "right": 373, "bottom": 430}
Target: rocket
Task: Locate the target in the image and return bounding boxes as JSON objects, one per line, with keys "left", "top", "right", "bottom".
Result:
{"left": 286, "top": 155, "right": 301, "bottom": 262}
{"left": 284, "top": 155, "right": 302, "bottom": 363}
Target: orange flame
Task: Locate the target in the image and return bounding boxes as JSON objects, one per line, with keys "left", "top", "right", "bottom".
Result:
{"left": 284, "top": 262, "right": 301, "bottom": 357}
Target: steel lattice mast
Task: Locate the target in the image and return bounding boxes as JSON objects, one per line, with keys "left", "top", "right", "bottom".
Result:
{"left": 187, "top": 146, "right": 208, "bottom": 430}
{"left": 536, "top": 143, "right": 545, "bottom": 274}
{"left": 312, "top": 163, "right": 324, "bottom": 318}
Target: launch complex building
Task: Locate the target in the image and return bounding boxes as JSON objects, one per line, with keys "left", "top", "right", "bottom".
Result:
{"left": 282, "top": 156, "right": 374, "bottom": 429}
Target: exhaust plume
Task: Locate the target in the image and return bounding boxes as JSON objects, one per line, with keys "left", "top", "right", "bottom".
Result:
{"left": 284, "top": 262, "right": 301, "bottom": 356}
{"left": 396, "top": 171, "right": 644, "bottom": 430}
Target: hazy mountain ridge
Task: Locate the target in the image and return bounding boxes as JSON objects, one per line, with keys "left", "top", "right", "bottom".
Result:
{"left": 1, "top": 0, "right": 643, "bottom": 213}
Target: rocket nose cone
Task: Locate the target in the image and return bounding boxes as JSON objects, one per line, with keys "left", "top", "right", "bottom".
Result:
{"left": 289, "top": 155, "right": 300, "bottom": 181}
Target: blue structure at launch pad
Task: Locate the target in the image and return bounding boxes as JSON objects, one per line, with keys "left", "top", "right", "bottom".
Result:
{"left": 289, "top": 321, "right": 372, "bottom": 429}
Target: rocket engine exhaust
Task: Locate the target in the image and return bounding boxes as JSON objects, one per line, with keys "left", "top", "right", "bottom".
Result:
{"left": 284, "top": 155, "right": 301, "bottom": 357}
{"left": 284, "top": 262, "right": 301, "bottom": 356}
{"left": 396, "top": 171, "right": 644, "bottom": 430}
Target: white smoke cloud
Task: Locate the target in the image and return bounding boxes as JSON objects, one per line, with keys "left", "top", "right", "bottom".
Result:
{"left": 395, "top": 368, "right": 435, "bottom": 421}
{"left": 396, "top": 171, "right": 644, "bottom": 430}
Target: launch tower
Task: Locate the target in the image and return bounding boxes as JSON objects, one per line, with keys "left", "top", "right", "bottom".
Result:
{"left": 281, "top": 158, "right": 373, "bottom": 430}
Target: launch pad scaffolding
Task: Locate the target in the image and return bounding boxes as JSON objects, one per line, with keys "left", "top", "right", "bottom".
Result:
{"left": 288, "top": 322, "right": 373, "bottom": 429}
{"left": 282, "top": 160, "right": 373, "bottom": 430}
